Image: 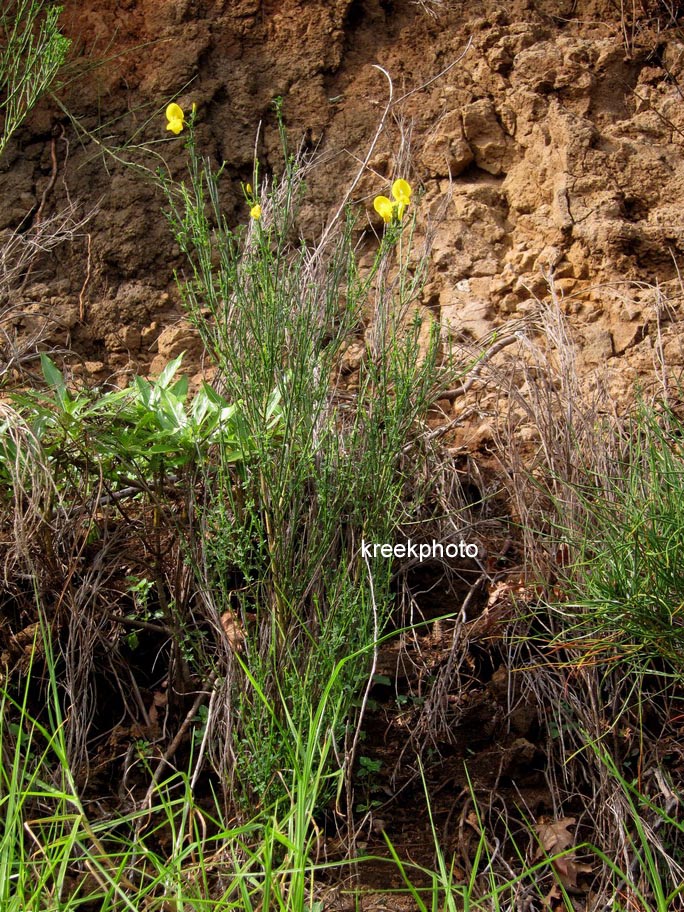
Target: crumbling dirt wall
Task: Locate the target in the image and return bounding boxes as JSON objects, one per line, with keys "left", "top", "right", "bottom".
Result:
{"left": 2, "top": 0, "right": 684, "bottom": 396}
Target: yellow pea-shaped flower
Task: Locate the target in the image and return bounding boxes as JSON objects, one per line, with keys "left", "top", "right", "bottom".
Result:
{"left": 392, "top": 179, "right": 412, "bottom": 205}
{"left": 250, "top": 203, "right": 262, "bottom": 220}
{"left": 373, "top": 195, "right": 394, "bottom": 223}
{"left": 166, "top": 102, "right": 185, "bottom": 135}
{"left": 392, "top": 179, "right": 412, "bottom": 220}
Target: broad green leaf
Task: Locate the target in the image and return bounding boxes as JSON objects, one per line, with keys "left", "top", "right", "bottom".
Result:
{"left": 156, "top": 388, "right": 187, "bottom": 432}
{"left": 40, "top": 353, "right": 69, "bottom": 408}
{"left": 155, "top": 354, "right": 184, "bottom": 390}
{"left": 265, "top": 385, "right": 283, "bottom": 424}
{"left": 169, "top": 375, "right": 189, "bottom": 401}
{"left": 202, "top": 384, "right": 231, "bottom": 408}
{"left": 190, "top": 386, "right": 211, "bottom": 427}
{"left": 134, "top": 376, "right": 153, "bottom": 409}
{"left": 221, "top": 444, "right": 246, "bottom": 464}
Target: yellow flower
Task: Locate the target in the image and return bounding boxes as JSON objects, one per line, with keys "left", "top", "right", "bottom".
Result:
{"left": 373, "top": 195, "right": 394, "bottom": 223}
{"left": 250, "top": 203, "right": 262, "bottom": 220}
{"left": 392, "top": 178, "right": 412, "bottom": 220}
{"left": 245, "top": 183, "right": 253, "bottom": 196}
{"left": 166, "top": 102, "right": 185, "bottom": 135}
{"left": 373, "top": 179, "right": 413, "bottom": 224}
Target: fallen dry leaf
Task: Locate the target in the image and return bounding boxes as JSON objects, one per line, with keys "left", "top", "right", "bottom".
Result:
{"left": 554, "top": 855, "right": 593, "bottom": 892}
{"left": 535, "top": 816, "right": 577, "bottom": 855}
{"left": 543, "top": 883, "right": 563, "bottom": 910}
{"left": 535, "top": 816, "right": 592, "bottom": 894}
{"left": 148, "top": 688, "right": 168, "bottom": 738}
{"left": 220, "top": 609, "right": 246, "bottom": 652}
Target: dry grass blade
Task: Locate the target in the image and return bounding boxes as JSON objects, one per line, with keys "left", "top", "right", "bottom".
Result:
{"left": 481, "top": 275, "right": 684, "bottom": 905}
{"left": 0, "top": 203, "right": 96, "bottom": 384}
{"left": 0, "top": 401, "right": 63, "bottom": 579}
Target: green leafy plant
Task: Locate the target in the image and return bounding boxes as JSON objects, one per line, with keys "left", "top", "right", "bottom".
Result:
{"left": 159, "top": 105, "right": 459, "bottom": 809}
{"left": 548, "top": 402, "right": 684, "bottom": 676}
{"left": 2, "top": 352, "right": 281, "bottom": 497}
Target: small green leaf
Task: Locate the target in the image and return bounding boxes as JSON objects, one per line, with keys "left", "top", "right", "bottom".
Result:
{"left": 359, "top": 756, "right": 382, "bottom": 774}
{"left": 372, "top": 674, "right": 391, "bottom": 686}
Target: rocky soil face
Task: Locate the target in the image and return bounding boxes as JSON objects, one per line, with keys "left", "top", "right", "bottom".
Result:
{"left": 2, "top": 0, "right": 684, "bottom": 403}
